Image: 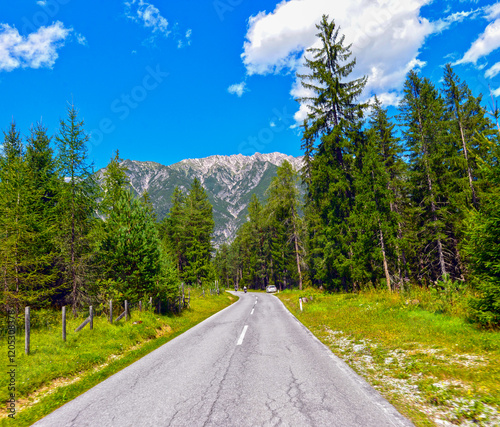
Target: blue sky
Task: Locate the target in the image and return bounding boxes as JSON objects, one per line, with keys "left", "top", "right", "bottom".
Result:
{"left": 1, "top": 0, "right": 500, "bottom": 170}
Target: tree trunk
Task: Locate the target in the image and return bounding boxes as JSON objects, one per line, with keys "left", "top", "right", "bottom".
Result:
{"left": 417, "top": 113, "right": 448, "bottom": 280}
{"left": 458, "top": 121, "right": 478, "bottom": 207}
{"left": 291, "top": 207, "right": 303, "bottom": 290}
{"left": 71, "top": 192, "right": 77, "bottom": 317}
{"left": 378, "top": 224, "right": 391, "bottom": 291}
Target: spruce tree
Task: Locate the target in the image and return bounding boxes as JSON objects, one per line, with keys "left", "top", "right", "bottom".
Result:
{"left": 0, "top": 123, "right": 58, "bottom": 310}
{"left": 442, "top": 64, "right": 493, "bottom": 209}
{"left": 101, "top": 150, "right": 130, "bottom": 217}
{"left": 399, "top": 71, "right": 459, "bottom": 283}
{"left": 55, "top": 104, "right": 98, "bottom": 315}
{"left": 182, "top": 179, "right": 214, "bottom": 285}
{"left": 352, "top": 98, "right": 406, "bottom": 290}
{"left": 161, "top": 186, "right": 187, "bottom": 273}
{"left": 99, "top": 189, "right": 169, "bottom": 301}
{"left": 297, "top": 15, "right": 366, "bottom": 290}
{"left": 265, "top": 161, "right": 304, "bottom": 290}
{"left": 465, "top": 129, "right": 500, "bottom": 326}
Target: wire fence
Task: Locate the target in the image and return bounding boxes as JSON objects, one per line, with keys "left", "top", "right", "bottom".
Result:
{"left": 0, "top": 281, "right": 226, "bottom": 349}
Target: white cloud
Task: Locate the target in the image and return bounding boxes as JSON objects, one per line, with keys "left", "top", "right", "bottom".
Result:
{"left": 125, "top": 0, "right": 170, "bottom": 37}
{"left": 485, "top": 3, "right": 500, "bottom": 20}
{"left": 228, "top": 82, "right": 247, "bottom": 97}
{"left": 76, "top": 33, "right": 87, "bottom": 46}
{"left": 433, "top": 8, "right": 481, "bottom": 33}
{"left": 485, "top": 61, "right": 500, "bottom": 78}
{"left": 493, "top": 86, "right": 500, "bottom": 97}
{"left": 177, "top": 28, "right": 192, "bottom": 49}
{"left": 370, "top": 91, "right": 404, "bottom": 107}
{"left": 0, "top": 21, "right": 71, "bottom": 72}
{"left": 241, "top": 0, "right": 460, "bottom": 120}
{"left": 36, "top": 0, "right": 47, "bottom": 6}
{"left": 455, "top": 18, "right": 500, "bottom": 65}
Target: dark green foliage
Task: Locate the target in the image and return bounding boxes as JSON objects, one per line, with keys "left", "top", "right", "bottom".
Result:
{"left": 98, "top": 189, "right": 176, "bottom": 301}
{"left": 161, "top": 179, "right": 214, "bottom": 285}
{"left": 216, "top": 161, "right": 305, "bottom": 291}
{"left": 465, "top": 133, "right": 500, "bottom": 327}
{"left": 298, "top": 15, "right": 366, "bottom": 291}
{"left": 101, "top": 150, "right": 130, "bottom": 217}
{"left": 0, "top": 123, "right": 60, "bottom": 311}
{"left": 398, "top": 71, "right": 457, "bottom": 282}
{"left": 349, "top": 99, "right": 404, "bottom": 290}
{"left": 55, "top": 105, "right": 99, "bottom": 314}
{"left": 0, "top": 106, "right": 183, "bottom": 315}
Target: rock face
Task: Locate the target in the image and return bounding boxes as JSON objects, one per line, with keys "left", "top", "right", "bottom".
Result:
{"left": 103, "top": 152, "right": 303, "bottom": 247}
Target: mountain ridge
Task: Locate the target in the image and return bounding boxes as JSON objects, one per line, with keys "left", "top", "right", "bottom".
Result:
{"left": 102, "top": 152, "right": 304, "bottom": 247}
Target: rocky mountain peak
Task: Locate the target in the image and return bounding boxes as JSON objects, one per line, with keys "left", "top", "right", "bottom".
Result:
{"left": 104, "top": 152, "right": 304, "bottom": 247}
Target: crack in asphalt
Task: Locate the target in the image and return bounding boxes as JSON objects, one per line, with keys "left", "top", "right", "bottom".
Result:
{"left": 286, "top": 367, "right": 317, "bottom": 426}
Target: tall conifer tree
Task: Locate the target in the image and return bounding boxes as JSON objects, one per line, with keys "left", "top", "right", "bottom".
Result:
{"left": 55, "top": 104, "right": 98, "bottom": 315}
{"left": 297, "top": 15, "right": 366, "bottom": 290}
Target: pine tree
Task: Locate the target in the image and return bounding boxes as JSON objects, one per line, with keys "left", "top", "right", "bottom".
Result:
{"left": 442, "top": 64, "right": 493, "bottom": 209}
{"left": 265, "top": 161, "right": 304, "bottom": 289}
{"left": 399, "top": 71, "right": 458, "bottom": 283}
{"left": 297, "top": 15, "right": 366, "bottom": 290}
{"left": 55, "top": 104, "right": 98, "bottom": 315}
{"left": 161, "top": 186, "right": 187, "bottom": 273}
{"left": 0, "top": 123, "right": 26, "bottom": 310}
{"left": 101, "top": 150, "right": 130, "bottom": 217}
{"left": 99, "top": 189, "right": 168, "bottom": 301}
{"left": 465, "top": 131, "right": 500, "bottom": 326}
{"left": 352, "top": 98, "right": 406, "bottom": 290}
{"left": 25, "top": 122, "right": 60, "bottom": 300}
{"left": 162, "top": 180, "right": 214, "bottom": 286}
{"left": 182, "top": 179, "right": 214, "bottom": 285}
{"left": 0, "top": 123, "right": 58, "bottom": 310}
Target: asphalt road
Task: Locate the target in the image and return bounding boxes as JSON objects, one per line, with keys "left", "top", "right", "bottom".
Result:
{"left": 34, "top": 292, "right": 414, "bottom": 427}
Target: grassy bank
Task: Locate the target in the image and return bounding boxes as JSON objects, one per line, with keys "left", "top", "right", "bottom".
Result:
{"left": 1, "top": 291, "right": 236, "bottom": 426}
{"left": 277, "top": 289, "right": 500, "bottom": 427}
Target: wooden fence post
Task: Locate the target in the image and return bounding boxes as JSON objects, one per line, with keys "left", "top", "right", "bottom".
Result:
{"left": 62, "top": 306, "right": 66, "bottom": 342}
{"left": 109, "top": 299, "right": 113, "bottom": 324}
{"left": 125, "top": 300, "right": 129, "bottom": 321}
{"left": 139, "top": 301, "right": 142, "bottom": 312}
{"left": 25, "top": 307, "right": 30, "bottom": 355}
{"left": 90, "top": 306, "right": 93, "bottom": 330}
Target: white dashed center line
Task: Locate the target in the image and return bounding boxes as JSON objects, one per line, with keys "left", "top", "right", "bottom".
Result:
{"left": 237, "top": 325, "right": 248, "bottom": 346}
{"left": 251, "top": 308, "right": 255, "bottom": 315}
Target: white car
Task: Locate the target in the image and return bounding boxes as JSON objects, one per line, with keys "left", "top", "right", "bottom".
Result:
{"left": 266, "top": 285, "right": 277, "bottom": 293}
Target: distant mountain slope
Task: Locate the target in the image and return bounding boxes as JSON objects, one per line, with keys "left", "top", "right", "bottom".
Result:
{"left": 100, "top": 153, "right": 303, "bottom": 247}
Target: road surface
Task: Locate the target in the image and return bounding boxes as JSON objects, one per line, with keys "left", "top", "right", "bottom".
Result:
{"left": 34, "top": 292, "right": 414, "bottom": 427}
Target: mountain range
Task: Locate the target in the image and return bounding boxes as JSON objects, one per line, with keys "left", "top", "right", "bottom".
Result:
{"left": 103, "top": 153, "right": 304, "bottom": 247}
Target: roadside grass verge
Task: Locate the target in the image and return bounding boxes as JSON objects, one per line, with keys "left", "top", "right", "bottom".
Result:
{"left": 277, "top": 289, "right": 500, "bottom": 427}
{"left": 0, "top": 292, "right": 236, "bottom": 426}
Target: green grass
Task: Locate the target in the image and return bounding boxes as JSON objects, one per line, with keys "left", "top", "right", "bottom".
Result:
{"left": 0, "top": 291, "right": 236, "bottom": 426}
{"left": 277, "top": 289, "right": 500, "bottom": 427}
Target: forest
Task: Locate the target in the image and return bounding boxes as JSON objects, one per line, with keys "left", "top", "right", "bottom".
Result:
{"left": 213, "top": 16, "right": 500, "bottom": 328}
{"left": 0, "top": 105, "right": 215, "bottom": 317}
{"left": 1, "top": 15, "right": 499, "bottom": 328}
